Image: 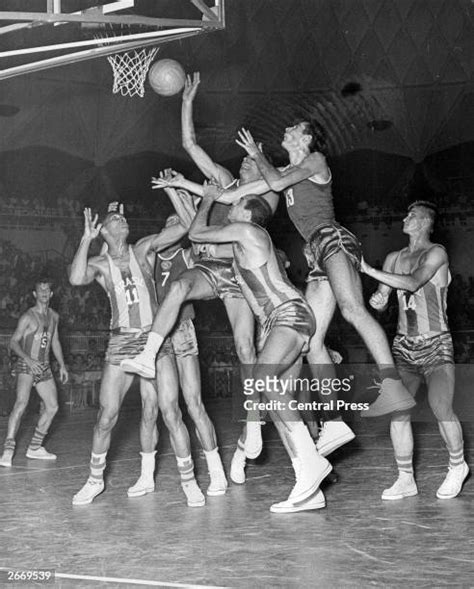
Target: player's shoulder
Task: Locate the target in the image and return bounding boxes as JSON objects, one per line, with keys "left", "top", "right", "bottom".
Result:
{"left": 425, "top": 243, "right": 448, "bottom": 262}
{"left": 50, "top": 309, "right": 60, "bottom": 321}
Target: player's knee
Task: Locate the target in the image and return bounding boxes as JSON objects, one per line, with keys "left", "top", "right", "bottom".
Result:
{"left": 429, "top": 399, "right": 454, "bottom": 422}
{"left": 44, "top": 402, "right": 59, "bottom": 417}
{"left": 96, "top": 409, "right": 119, "bottom": 434}
{"left": 339, "top": 299, "right": 366, "bottom": 324}
{"left": 234, "top": 338, "right": 255, "bottom": 364}
{"left": 161, "top": 403, "right": 182, "bottom": 430}
{"left": 186, "top": 397, "right": 205, "bottom": 422}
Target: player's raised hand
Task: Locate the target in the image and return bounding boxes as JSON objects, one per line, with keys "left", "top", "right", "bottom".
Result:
{"left": 152, "top": 169, "right": 185, "bottom": 189}
{"left": 182, "top": 72, "right": 200, "bottom": 103}
{"left": 236, "top": 128, "right": 261, "bottom": 158}
{"left": 83, "top": 208, "right": 102, "bottom": 240}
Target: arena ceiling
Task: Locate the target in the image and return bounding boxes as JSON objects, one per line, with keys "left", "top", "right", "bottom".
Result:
{"left": 0, "top": 0, "right": 472, "bottom": 208}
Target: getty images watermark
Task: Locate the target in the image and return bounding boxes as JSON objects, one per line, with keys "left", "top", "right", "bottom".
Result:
{"left": 241, "top": 373, "right": 370, "bottom": 414}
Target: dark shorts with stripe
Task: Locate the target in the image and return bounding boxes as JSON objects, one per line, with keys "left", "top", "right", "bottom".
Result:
{"left": 158, "top": 318, "right": 199, "bottom": 359}
{"left": 304, "top": 222, "right": 362, "bottom": 282}
{"left": 16, "top": 360, "right": 53, "bottom": 385}
{"left": 257, "top": 299, "right": 316, "bottom": 353}
{"left": 105, "top": 330, "right": 149, "bottom": 366}
{"left": 392, "top": 332, "right": 454, "bottom": 377}
{"left": 193, "top": 259, "right": 243, "bottom": 300}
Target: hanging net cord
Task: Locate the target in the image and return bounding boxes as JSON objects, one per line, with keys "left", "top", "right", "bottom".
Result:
{"left": 106, "top": 46, "right": 159, "bottom": 98}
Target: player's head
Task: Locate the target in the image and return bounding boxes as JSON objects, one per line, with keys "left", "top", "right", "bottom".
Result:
{"left": 102, "top": 210, "right": 129, "bottom": 240}
{"left": 282, "top": 119, "right": 327, "bottom": 154}
{"left": 33, "top": 278, "right": 53, "bottom": 302}
{"left": 404, "top": 200, "right": 437, "bottom": 235}
{"left": 228, "top": 195, "right": 272, "bottom": 228}
{"left": 239, "top": 143, "right": 272, "bottom": 183}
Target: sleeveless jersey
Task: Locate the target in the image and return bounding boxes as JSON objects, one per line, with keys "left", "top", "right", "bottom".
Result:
{"left": 104, "top": 246, "right": 157, "bottom": 330}
{"left": 22, "top": 308, "right": 57, "bottom": 363}
{"left": 155, "top": 248, "right": 195, "bottom": 322}
{"left": 394, "top": 245, "right": 451, "bottom": 337}
{"left": 284, "top": 169, "right": 335, "bottom": 241}
{"left": 232, "top": 230, "right": 304, "bottom": 326}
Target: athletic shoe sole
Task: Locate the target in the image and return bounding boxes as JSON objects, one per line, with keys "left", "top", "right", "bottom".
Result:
{"left": 187, "top": 498, "right": 206, "bottom": 507}
{"left": 289, "top": 460, "right": 332, "bottom": 504}
{"left": 26, "top": 452, "right": 57, "bottom": 460}
{"left": 72, "top": 484, "right": 105, "bottom": 506}
{"left": 207, "top": 486, "right": 228, "bottom": 496}
{"left": 362, "top": 396, "right": 416, "bottom": 418}
{"left": 382, "top": 488, "right": 418, "bottom": 501}
{"left": 270, "top": 490, "right": 326, "bottom": 513}
{"left": 127, "top": 485, "right": 155, "bottom": 498}
{"left": 120, "top": 359, "right": 155, "bottom": 379}
{"left": 0, "top": 460, "right": 12, "bottom": 468}
{"left": 316, "top": 430, "right": 356, "bottom": 457}
{"left": 436, "top": 465, "right": 470, "bottom": 499}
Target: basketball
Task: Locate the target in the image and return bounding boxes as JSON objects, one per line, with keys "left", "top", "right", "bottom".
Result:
{"left": 148, "top": 59, "right": 186, "bottom": 96}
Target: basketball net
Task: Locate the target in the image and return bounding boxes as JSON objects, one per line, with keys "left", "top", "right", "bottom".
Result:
{"left": 95, "top": 31, "right": 159, "bottom": 98}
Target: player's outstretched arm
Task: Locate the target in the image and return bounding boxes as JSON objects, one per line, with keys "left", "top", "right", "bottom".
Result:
{"left": 181, "top": 71, "right": 234, "bottom": 187}
{"left": 362, "top": 247, "right": 447, "bottom": 294}
{"left": 154, "top": 169, "right": 198, "bottom": 228}
{"left": 69, "top": 208, "right": 102, "bottom": 286}
{"left": 135, "top": 221, "right": 188, "bottom": 257}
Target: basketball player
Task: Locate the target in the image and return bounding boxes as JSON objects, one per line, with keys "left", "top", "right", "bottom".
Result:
{"left": 69, "top": 205, "right": 188, "bottom": 505}
{"left": 151, "top": 211, "right": 227, "bottom": 506}
{"left": 186, "top": 184, "right": 332, "bottom": 513}
{"left": 0, "top": 279, "right": 68, "bottom": 467}
{"left": 123, "top": 73, "right": 278, "bottom": 480}
{"left": 207, "top": 125, "right": 416, "bottom": 431}
{"left": 362, "top": 201, "right": 469, "bottom": 500}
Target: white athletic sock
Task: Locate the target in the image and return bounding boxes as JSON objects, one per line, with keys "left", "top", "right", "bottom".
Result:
{"left": 140, "top": 451, "right": 157, "bottom": 477}
{"left": 90, "top": 451, "right": 107, "bottom": 483}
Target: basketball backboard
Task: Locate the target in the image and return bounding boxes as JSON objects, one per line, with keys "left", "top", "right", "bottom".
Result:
{"left": 0, "top": 0, "right": 225, "bottom": 80}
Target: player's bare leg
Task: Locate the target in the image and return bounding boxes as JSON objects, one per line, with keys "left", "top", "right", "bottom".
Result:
{"left": 305, "top": 279, "right": 355, "bottom": 456}
{"left": 382, "top": 370, "right": 420, "bottom": 500}
{"left": 325, "top": 251, "right": 415, "bottom": 417}
{"left": 73, "top": 365, "right": 134, "bottom": 505}
{"left": 121, "top": 270, "right": 214, "bottom": 378}
{"left": 127, "top": 378, "right": 159, "bottom": 498}
{"left": 251, "top": 326, "right": 332, "bottom": 513}
{"left": 26, "top": 379, "right": 59, "bottom": 461}
{"left": 157, "top": 354, "right": 205, "bottom": 507}
{"left": 177, "top": 354, "right": 227, "bottom": 496}
{"left": 426, "top": 365, "right": 469, "bottom": 499}
{"left": 0, "top": 374, "right": 33, "bottom": 467}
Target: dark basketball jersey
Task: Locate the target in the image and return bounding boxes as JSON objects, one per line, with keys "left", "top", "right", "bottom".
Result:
{"left": 232, "top": 229, "right": 304, "bottom": 326}
{"left": 22, "top": 308, "right": 57, "bottom": 363}
{"left": 394, "top": 245, "right": 451, "bottom": 337}
{"left": 103, "top": 246, "right": 157, "bottom": 330}
{"left": 155, "top": 248, "right": 195, "bottom": 322}
{"left": 283, "top": 169, "right": 335, "bottom": 241}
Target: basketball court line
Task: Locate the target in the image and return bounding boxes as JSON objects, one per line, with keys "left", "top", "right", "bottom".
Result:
{"left": 0, "top": 568, "right": 227, "bottom": 588}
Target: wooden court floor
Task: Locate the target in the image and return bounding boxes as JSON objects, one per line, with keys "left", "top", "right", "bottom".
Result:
{"left": 0, "top": 392, "right": 472, "bottom": 589}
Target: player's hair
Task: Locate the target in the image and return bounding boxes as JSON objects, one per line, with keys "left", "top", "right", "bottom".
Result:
{"left": 292, "top": 118, "right": 327, "bottom": 154}
{"left": 243, "top": 196, "right": 273, "bottom": 228}
{"left": 33, "top": 277, "right": 53, "bottom": 291}
{"left": 408, "top": 200, "right": 437, "bottom": 231}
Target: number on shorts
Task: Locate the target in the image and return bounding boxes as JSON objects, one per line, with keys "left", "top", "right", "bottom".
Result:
{"left": 285, "top": 188, "right": 294, "bottom": 207}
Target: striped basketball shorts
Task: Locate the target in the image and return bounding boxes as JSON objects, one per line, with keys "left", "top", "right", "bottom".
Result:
{"left": 105, "top": 330, "right": 150, "bottom": 366}
{"left": 305, "top": 222, "right": 362, "bottom": 281}
{"left": 257, "top": 299, "right": 316, "bottom": 353}
{"left": 392, "top": 332, "right": 454, "bottom": 377}
{"left": 158, "top": 318, "right": 199, "bottom": 359}
{"left": 16, "top": 359, "right": 53, "bottom": 385}
{"left": 193, "top": 259, "right": 243, "bottom": 300}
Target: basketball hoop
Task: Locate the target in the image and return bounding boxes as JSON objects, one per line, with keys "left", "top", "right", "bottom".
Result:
{"left": 95, "top": 29, "right": 159, "bottom": 98}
